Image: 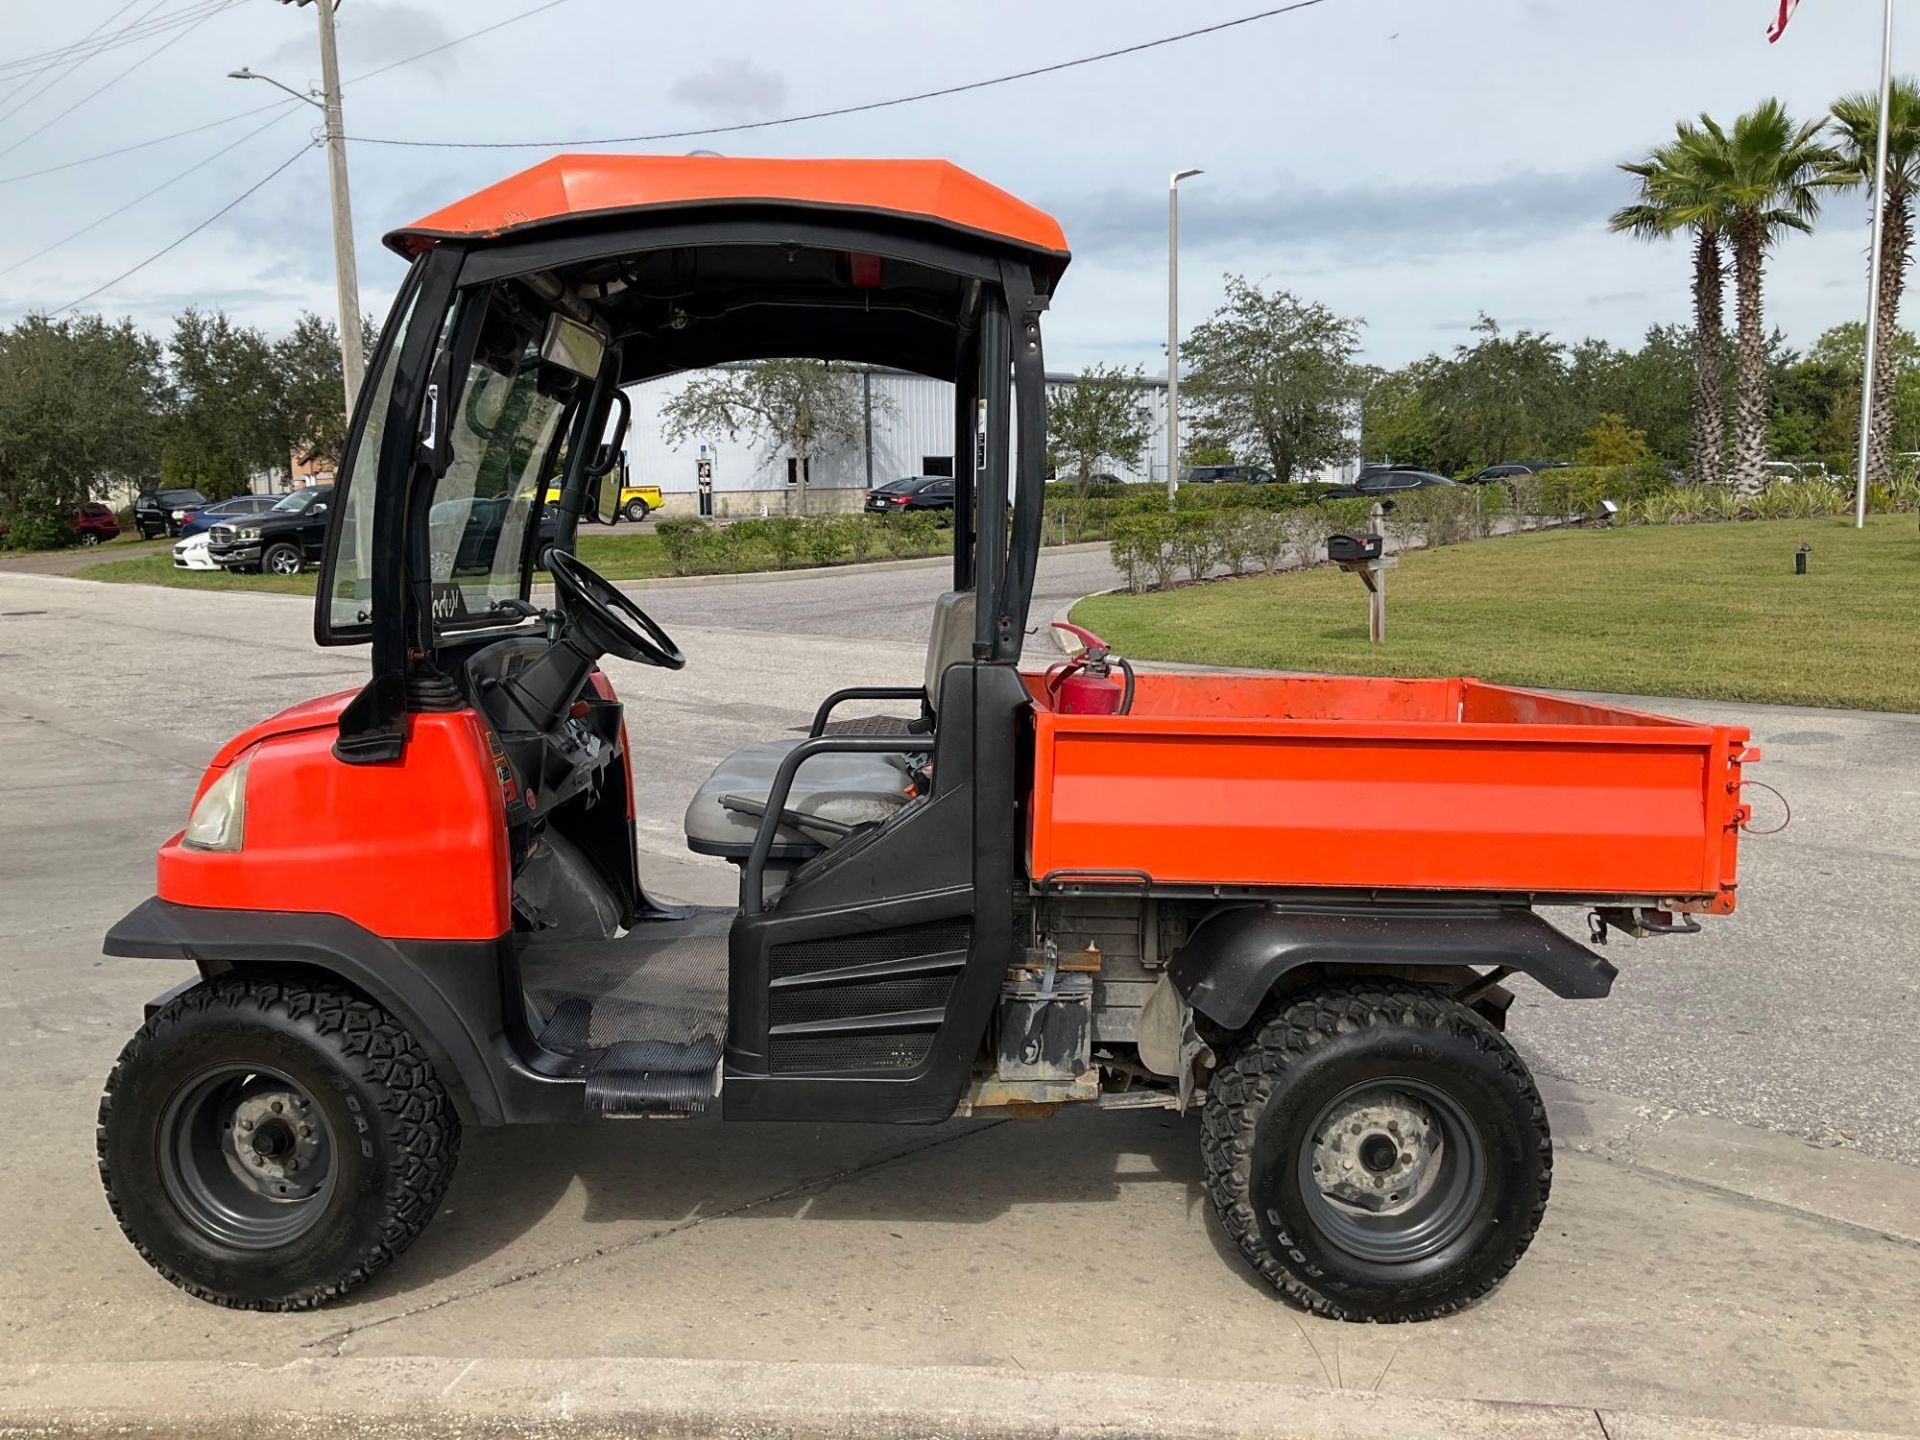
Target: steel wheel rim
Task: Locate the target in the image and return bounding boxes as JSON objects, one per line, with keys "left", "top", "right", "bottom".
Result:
{"left": 1296, "top": 1077, "right": 1487, "bottom": 1269}
{"left": 158, "top": 1065, "right": 336, "bottom": 1249}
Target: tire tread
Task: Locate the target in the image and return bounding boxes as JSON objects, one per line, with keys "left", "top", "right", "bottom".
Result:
{"left": 96, "top": 976, "right": 460, "bottom": 1311}
{"left": 1199, "top": 978, "right": 1550, "bottom": 1323}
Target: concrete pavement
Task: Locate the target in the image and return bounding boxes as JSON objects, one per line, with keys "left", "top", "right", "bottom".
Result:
{"left": 1, "top": 560, "right": 1917, "bottom": 1438}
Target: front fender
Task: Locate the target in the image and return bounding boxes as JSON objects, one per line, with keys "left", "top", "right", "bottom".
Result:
{"left": 1168, "top": 904, "right": 1616, "bottom": 1030}
{"left": 106, "top": 896, "right": 511, "bottom": 1126}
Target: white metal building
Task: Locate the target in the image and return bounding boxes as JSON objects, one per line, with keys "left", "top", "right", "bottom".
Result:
{"left": 621, "top": 367, "right": 1353, "bottom": 515}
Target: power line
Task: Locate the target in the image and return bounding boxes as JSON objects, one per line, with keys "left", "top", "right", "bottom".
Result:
{"left": 346, "top": 0, "right": 571, "bottom": 86}
{"left": 0, "top": 0, "right": 571, "bottom": 186}
{"left": 0, "top": 99, "right": 290, "bottom": 186}
{"left": 1, "top": 108, "right": 301, "bottom": 277}
{"left": 0, "top": 0, "right": 239, "bottom": 161}
{"left": 0, "top": 0, "right": 234, "bottom": 81}
{"left": 344, "top": 0, "right": 1336, "bottom": 150}
{"left": 53, "top": 138, "right": 318, "bottom": 312}
{"left": 0, "top": 0, "right": 151, "bottom": 122}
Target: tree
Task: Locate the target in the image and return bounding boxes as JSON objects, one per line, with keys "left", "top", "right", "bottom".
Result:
{"left": 1686, "top": 102, "right": 1840, "bottom": 496}
{"left": 1181, "top": 278, "right": 1364, "bottom": 480}
{"left": 1611, "top": 124, "right": 1732, "bottom": 484}
{"left": 660, "top": 360, "right": 870, "bottom": 515}
{"left": 1046, "top": 364, "right": 1152, "bottom": 494}
{"left": 1425, "top": 315, "right": 1572, "bottom": 470}
{"left": 165, "top": 308, "right": 287, "bottom": 497}
{"left": 0, "top": 315, "right": 166, "bottom": 546}
{"left": 1828, "top": 77, "right": 1920, "bottom": 484}
{"left": 272, "top": 312, "right": 373, "bottom": 473}
{"left": 1576, "top": 413, "right": 1651, "bottom": 467}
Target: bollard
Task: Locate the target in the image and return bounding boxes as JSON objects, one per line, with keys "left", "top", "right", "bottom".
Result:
{"left": 1795, "top": 543, "right": 1811, "bottom": 575}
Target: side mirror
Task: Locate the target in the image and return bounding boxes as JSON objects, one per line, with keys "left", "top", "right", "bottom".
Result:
{"left": 593, "top": 471, "right": 620, "bottom": 526}
{"left": 311, "top": 503, "right": 328, "bottom": 516}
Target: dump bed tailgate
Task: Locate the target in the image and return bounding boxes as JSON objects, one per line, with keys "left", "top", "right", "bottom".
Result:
{"left": 1025, "top": 676, "right": 1750, "bottom": 910}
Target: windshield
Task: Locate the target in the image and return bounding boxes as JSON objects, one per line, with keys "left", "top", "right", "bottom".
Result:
{"left": 272, "top": 489, "right": 319, "bottom": 513}
{"left": 425, "top": 291, "right": 575, "bottom": 627}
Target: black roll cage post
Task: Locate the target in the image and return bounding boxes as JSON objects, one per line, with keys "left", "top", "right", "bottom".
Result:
{"left": 326, "top": 219, "right": 1052, "bottom": 763}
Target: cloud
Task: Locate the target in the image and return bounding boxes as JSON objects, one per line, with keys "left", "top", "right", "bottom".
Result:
{"left": 260, "top": 3, "right": 454, "bottom": 76}
{"left": 666, "top": 58, "right": 790, "bottom": 120}
{"left": 1053, "top": 166, "right": 1629, "bottom": 264}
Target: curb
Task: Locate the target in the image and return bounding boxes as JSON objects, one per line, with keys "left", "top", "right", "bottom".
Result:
{"left": 0, "top": 1357, "right": 1902, "bottom": 1440}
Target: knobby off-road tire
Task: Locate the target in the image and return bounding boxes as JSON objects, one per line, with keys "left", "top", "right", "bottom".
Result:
{"left": 1201, "top": 979, "right": 1550, "bottom": 1322}
{"left": 98, "top": 976, "right": 460, "bottom": 1310}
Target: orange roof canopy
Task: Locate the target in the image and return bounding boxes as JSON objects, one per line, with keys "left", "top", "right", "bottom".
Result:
{"left": 385, "top": 153, "right": 1070, "bottom": 266}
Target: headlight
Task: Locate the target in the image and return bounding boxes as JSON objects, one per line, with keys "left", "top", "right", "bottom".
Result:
{"left": 183, "top": 757, "right": 248, "bottom": 851}
{"left": 235, "top": 526, "right": 262, "bottom": 542}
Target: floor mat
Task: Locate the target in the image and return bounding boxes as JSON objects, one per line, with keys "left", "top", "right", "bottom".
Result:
{"left": 518, "top": 908, "right": 731, "bottom": 1051}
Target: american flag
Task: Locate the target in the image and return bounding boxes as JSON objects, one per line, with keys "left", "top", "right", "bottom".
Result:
{"left": 1767, "top": 0, "right": 1800, "bottom": 43}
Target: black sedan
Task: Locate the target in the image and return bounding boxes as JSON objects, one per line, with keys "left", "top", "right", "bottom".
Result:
{"left": 865, "top": 475, "right": 955, "bottom": 513}
{"left": 1321, "top": 468, "right": 1457, "bottom": 500}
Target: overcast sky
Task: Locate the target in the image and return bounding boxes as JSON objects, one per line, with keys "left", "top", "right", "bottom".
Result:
{"left": 0, "top": 0, "right": 1907, "bottom": 372}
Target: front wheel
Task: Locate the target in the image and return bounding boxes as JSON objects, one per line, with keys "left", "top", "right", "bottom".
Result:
{"left": 622, "top": 497, "right": 650, "bottom": 523}
{"left": 98, "top": 976, "right": 460, "bottom": 1310}
{"left": 1201, "top": 980, "right": 1549, "bottom": 1322}
{"left": 261, "top": 541, "right": 302, "bottom": 576}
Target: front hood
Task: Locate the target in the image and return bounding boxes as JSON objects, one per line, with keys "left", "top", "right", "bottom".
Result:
{"left": 207, "top": 689, "right": 358, "bottom": 769}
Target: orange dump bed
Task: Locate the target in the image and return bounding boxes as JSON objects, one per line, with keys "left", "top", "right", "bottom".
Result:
{"left": 1024, "top": 674, "right": 1751, "bottom": 911}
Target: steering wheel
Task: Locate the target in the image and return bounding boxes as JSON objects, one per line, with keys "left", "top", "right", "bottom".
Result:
{"left": 546, "top": 549, "right": 686, "bottom": 670}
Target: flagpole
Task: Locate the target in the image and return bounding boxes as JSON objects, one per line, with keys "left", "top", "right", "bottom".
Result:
{"left": 1854, "top": 0, "right": 1895, "bottom": 529}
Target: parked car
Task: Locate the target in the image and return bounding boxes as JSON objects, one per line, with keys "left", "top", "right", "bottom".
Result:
{"left": 0, "top": 502, "right": 121, "bottom": 548}
{"left": 1464, "top": 460, "right": 1569, "bottom": 484}
{"left": 865, "top": 475, "right": 955, "bottom": 512}
{"left": 132, "top": 488, "right": 208, "bottom": 540}
{"left": 1184, "top": 464, "right": 1278, "bottom": 485}
{"left": 171, "top": 533, "right": 219, "bottom": 571}
{"left": 1323, "top": 468, "right": 1458, "bottom": 499}
{"left": 178, "top": 494, "right": 278, "bottom": 540}
{"left": 207, "top": 485, "right": 333, "bottom": 575}
{"left": 1762, "top": 460, "right": 1833, "bottom": 485}
{"left": 427, "top": 493, "right": 562, "bottom": 577}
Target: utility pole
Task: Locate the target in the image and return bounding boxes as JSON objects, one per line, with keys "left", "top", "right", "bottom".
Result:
{"left": 309, "top": 0, "right": 362, "bottom": 414}
{"left": 1165, "top": 168, "right": 1202, "bottom": 506}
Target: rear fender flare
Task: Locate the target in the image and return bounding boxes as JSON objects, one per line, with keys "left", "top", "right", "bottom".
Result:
{"left": 1168, "top": 904, "right": 1616, "bottom": 1031}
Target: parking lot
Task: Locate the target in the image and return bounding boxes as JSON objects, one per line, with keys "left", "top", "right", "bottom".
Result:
{"left": 2, "top": 556, "right": 1917, "bottom": 1438}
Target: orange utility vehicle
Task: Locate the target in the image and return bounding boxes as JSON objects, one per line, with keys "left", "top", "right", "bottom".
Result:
{"left": 96, "top": 155, "right": 1754, "bottom": 1323}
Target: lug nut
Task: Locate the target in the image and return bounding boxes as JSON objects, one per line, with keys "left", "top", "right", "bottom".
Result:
{"left": 239, "top": 1118, "right": 254, "bottom": 1132}
{"left": 298, "top": 1125, "right": 312, "bottom": 1139}
{"left": 251, "top": 1154, "right": 265, "bottom": 1167}
{"left": 270, "top": 1101, "right": 284, "bottom": 1114}
{"left": 1400, "top": 1152, "right": 1414, "bottom": 1165}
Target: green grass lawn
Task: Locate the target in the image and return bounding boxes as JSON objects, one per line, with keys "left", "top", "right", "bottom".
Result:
{"left": 80, "top": 553, "right": 317, "bottom": 593}
{"left": 76, "top": 530, "right": 672, "bottom": 593}
{"left": 1072, "top": 517, "right": 1920, "bottom": 713}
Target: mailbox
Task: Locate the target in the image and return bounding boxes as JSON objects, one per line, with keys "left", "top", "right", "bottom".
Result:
{"left": 1327, "top": 532, "right": 1383, "bottom": 564}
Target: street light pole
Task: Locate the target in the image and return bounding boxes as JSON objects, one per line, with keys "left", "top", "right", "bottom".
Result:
{"left": 248, "top": 2, "right": 363, "bottom": 414}
{"left": 1166, "top": 168, "right": 1202, "bottom": 506}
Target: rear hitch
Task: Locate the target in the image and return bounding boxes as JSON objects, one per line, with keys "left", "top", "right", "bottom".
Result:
{"left": 1588, "top": 907, "right": 1703, "bottom": 945}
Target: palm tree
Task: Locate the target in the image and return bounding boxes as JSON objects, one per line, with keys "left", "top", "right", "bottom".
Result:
{"left": 1828, "top": 78, "right": 1920, "bottom": 485}
{"left": 1687, "top": 101, "right": 1841, "bottom": 497}
{"left": 1612, "top": 127, "right": 1729, "bottom": 486}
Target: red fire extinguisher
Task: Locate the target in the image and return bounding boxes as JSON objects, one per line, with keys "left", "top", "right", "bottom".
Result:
{"left": 1045, "top": 622, "right": 1136, "bottom": 715}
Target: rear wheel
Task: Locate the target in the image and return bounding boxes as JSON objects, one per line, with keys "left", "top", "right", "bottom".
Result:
{"left": 98, "top": 976, "right": 460, "bottom": 1310}
{"left": 1201, "top": 979, "right": 1549, "bottom": 1322}
{"left": 79, "top": 531, "right": 102, "bottom": 547}
{"left": 262, "top": 541, "right": 302, "bottom": 576}
{"left": 622, "top": 497, "right": 650, "bottom": 522}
